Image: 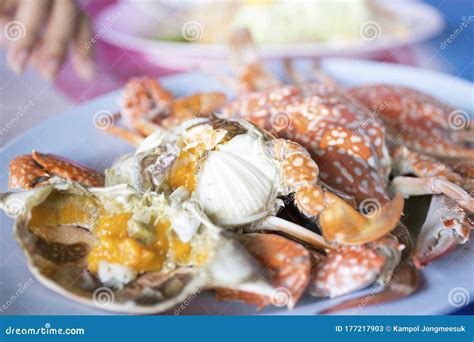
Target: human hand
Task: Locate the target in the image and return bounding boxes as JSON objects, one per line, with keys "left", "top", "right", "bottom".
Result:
{"left": 0, "top": 0, "right": 95, "bottom": 80}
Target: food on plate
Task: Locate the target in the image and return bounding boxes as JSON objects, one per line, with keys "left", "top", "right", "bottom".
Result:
{"left": 222, "top": 29, "right": 472, "bottom": 269}
{"left": 0, "top": 30, "right": 471, "bottom": 314}
{"left": 1, "top": 173, "right": 306, "bottom": 313}
{"left": 140, "top": 0, "right": 407, "bottom": 45}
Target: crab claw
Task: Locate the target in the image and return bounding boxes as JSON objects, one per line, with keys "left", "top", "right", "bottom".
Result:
{"left": 309, "top": 245, "right": 385, "bottom": 298}
{"left": 319, "top": 192, "right": 404, "bottom": 245}
{"left": 320, "top": 263, "right": 419, "bottom": 314}
{"left": 413, "top": 195, "right": 472, "bottom": 268}
{"left": 9, "top": 155, "right": 49, "bottom": 190}
{"left": 9, "top": 151, "right": 105, "bottom": 190}
{"left": 309, "top": 234, "right": 404, "bottom": 299}
{"left": 215, "top": 233, "right": 311, "bottom": 309}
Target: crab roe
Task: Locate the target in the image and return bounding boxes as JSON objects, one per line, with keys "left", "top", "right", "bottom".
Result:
{"left": 28, "top": 191, "right": 209, "bottom": 275}
{"left": 87, "top": 212, "right": 210, "bottom": 273}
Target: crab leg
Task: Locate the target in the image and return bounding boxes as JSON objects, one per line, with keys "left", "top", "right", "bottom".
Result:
{"left": 104, "top": 124, "right": 144, "bottom": 147}
{"left": 121, "top": 77, "right": 173, "bottom": 135}
{"left": 9, "top": 151, "right": 105, "bottom": 190}
{"left": 392, "top": 145, "right": 465, "bottom": 186}
{"left": 391, "top": 145, "right": 473, "bottom": 211}
{"left": 161, "top": 93, "right": 227, "bottom": 128}
{"left": 120, "top": 77, "right": 227, "bottom": 137}
{"left": 413, "top": 195, "right": 472, "bottom": 268}
{"left": 229, "top": 28, "right": 281, "bottom": 92}
{"left": 348, "top": 85, "right": 474, "bottom": 161}
{"left": 393, "top": 176, "right": 473, "bottom": 212}
{"left": 215, "top": 233, "right": 311, "bottom": 309}
{"left": 271, "top": 138, "right": 404, "bottom": 245}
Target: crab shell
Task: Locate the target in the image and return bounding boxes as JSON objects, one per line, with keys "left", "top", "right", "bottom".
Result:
{"left": 0, "top": 183, "right": 278, "bottom": 314}
{"left": 221, "top": 83, "right": 393, "bottom": 206}
{"left": 136, "top": 118, "right": 287, "bottom": 227}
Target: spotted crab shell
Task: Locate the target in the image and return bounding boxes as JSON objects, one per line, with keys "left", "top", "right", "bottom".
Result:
{"left": 0, "top": 183, "right": 275, "bottom": 314}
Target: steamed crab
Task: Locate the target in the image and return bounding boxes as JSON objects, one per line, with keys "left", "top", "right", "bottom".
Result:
{"left": 105, "top": 30, "right": 471, "bottom": 305}
{"left": 219, "top": 28, "right": 472, "bottom": 270}
{"left": 3, "top": 152, "right": 316, "bottom": 312}
{"left": 107, "top": 109, "right": 409, "bottom": 307}
{"left": 88, "top": 33, "right": 418, "bottom": 307}
{"left": 101, "top": 79, "right": 410, "bottom": 305}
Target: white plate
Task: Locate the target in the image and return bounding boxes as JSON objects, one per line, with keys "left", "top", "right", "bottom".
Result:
{"left": 96, "top": 1, "right": 444, "bottom": 70}
{"left": 0, "top": 59, "right": 472, "bottom": 315}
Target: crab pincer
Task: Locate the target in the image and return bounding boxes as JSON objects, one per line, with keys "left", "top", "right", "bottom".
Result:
{"left": 270, "top": 138, "right": 405, "bottom": 245}
{"left": 216, "top": 233, "right": 311, "bottom": 309}
{"left": 9, "top": 151, "right": 104, "bottom": 190}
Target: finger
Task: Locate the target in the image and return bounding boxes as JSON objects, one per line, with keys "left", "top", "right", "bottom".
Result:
{"left": 71, "top": 13, "right": 95, "bottom": 80}
{"left": 37, "top": 0, "right": 77, "bottom": 80}
{"left": 0, "top": 0, "right": 17, "bottom": 16}
{"left": 6, "top": 0, "right": 50, "bottom": 73}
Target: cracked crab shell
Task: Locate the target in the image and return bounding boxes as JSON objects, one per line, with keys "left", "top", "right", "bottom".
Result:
{"left": 0, "top": 183, "right": 274, "bottom": 314}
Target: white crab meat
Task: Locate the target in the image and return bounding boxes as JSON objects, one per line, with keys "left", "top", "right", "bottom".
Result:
{"left": 98, "top": 261, "right": 137, "bottom": 289}
{"left": 196, "top": 133, "right": 278, "bottom": 226}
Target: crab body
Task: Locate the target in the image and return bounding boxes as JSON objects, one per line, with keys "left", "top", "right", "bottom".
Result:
{"left": 222, "top": 83, "right": 392, "bottom": 206}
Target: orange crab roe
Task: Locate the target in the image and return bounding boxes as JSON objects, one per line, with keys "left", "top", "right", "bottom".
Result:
{"left": 28, "top": 192, "right": 207, "bottom": 274}
{"left": 87, "top": 213, "right": 167, "bottom": 273}
{"left": 29, "top": 192, "right": 101, "bottom": 228}
{"left": 167, "top": 149, "right": 197, "bottom": 192}
{"left": 87, "top": 213, "right": 196, "bottom": 273}
{"left": 167, "top": 142, "right": 208, "bottom": 192}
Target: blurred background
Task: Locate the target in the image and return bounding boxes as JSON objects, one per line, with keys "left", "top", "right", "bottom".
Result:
{"left": 0, "top": 0, "right": 473, "bottom": 146}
